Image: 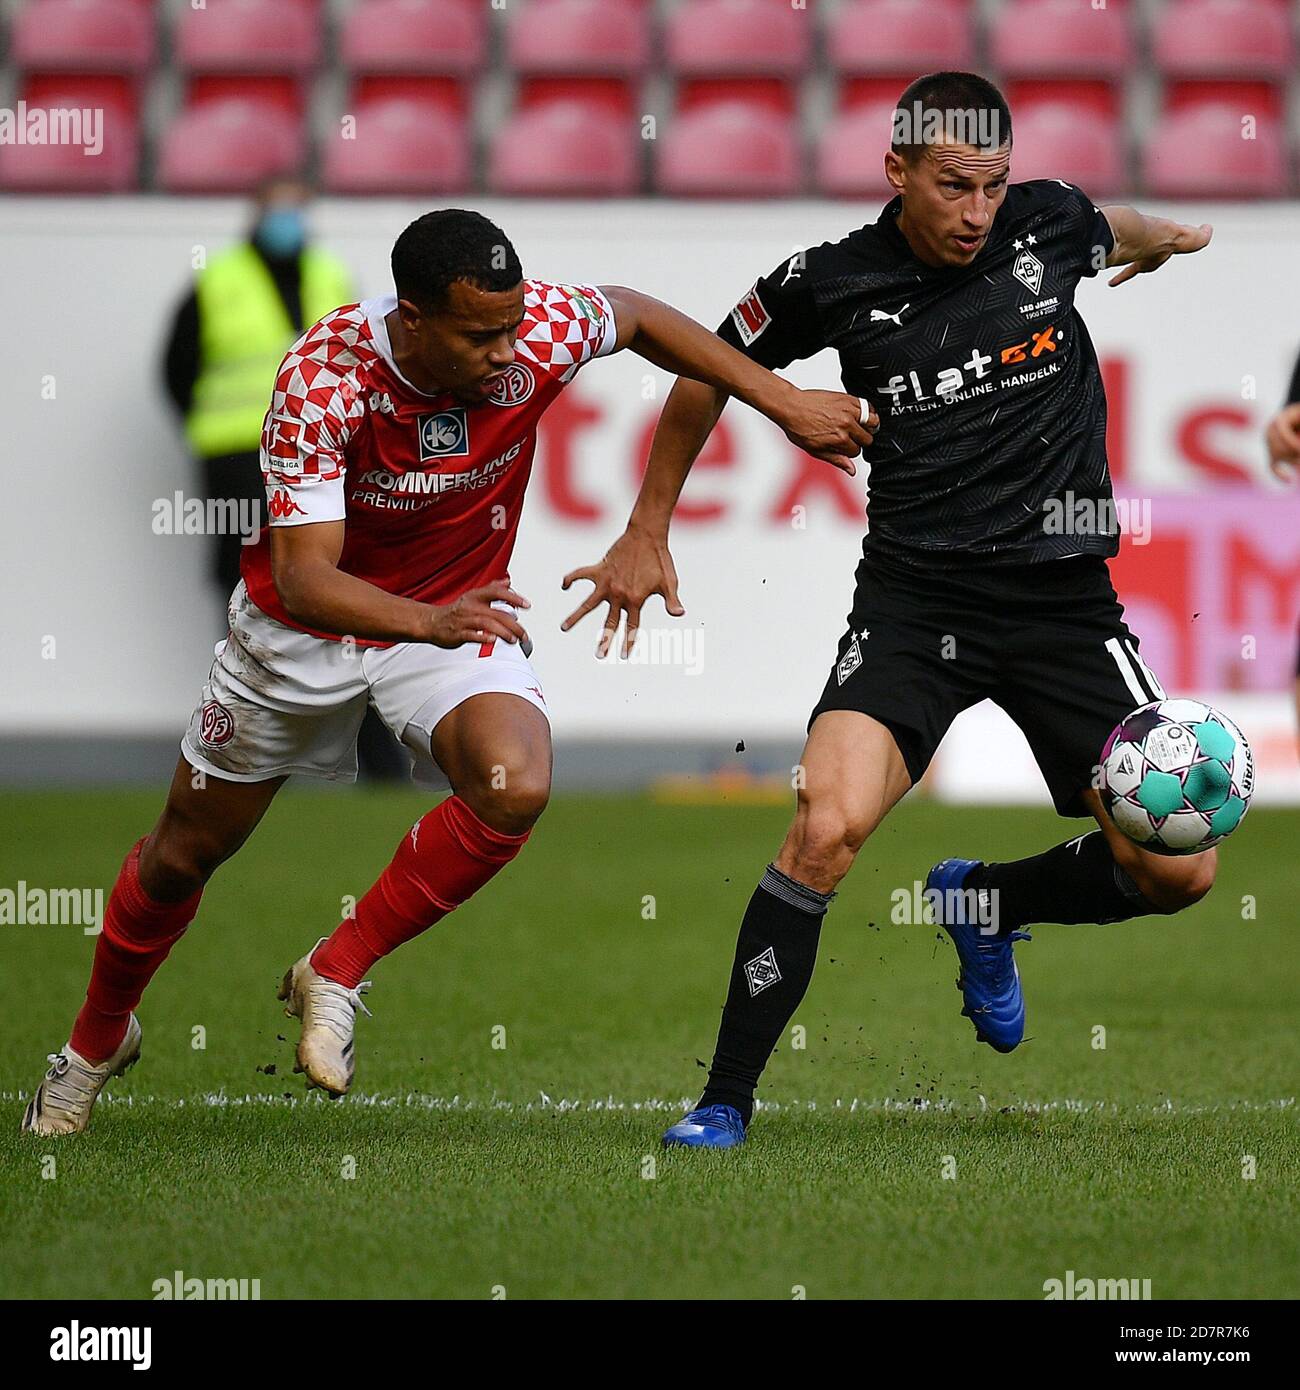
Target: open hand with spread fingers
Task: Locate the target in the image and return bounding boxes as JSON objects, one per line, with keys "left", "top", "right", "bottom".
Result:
{"left": 561, "top": 525, "right": 684, "bottom": 659}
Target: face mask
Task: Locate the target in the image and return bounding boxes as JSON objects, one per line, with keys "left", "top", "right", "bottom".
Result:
{"left": 254, "top": 206, "right": 307, "bottom": 258}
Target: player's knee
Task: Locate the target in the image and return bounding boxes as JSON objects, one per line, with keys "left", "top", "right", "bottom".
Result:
{"left": 1133, "top": 847, "right": 1217, "bottom": 914}
{"left": 141, "top": 824, "right": 225, "bottom": 898}
{"left": 785, "top": 803, "right": 871, "bottom": 884}
{"left": 462, "top": 758, "right": 551, "bottom": 834}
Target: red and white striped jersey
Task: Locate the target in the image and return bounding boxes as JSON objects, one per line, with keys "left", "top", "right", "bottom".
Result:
{"left": 240, "top": 280, "right": 618, "bottom": 640}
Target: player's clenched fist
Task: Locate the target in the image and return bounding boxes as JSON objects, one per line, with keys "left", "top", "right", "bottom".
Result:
{"left": 775, "top": 389, "right": 877, "bottom": 475}
{"left": 426, "top": 580, "right": 531, "bottom": 649}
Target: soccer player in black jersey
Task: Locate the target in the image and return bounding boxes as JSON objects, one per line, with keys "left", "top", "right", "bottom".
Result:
{"left": 563, "top": 72, "right": 1217, "bottom": 1147}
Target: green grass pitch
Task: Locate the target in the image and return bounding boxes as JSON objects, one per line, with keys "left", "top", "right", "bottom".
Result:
{"left": 0, "top": 788, "right": 1295, "bottom": 1300}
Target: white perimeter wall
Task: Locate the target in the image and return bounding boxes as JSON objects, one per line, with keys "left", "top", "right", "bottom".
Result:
{"left": 1, "top": 197, "right": 1297, "bottom": 798}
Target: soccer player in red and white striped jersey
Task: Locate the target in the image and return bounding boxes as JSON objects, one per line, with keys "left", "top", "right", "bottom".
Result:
{"left": 22, "top": 209, "right": 872, "bottom": 1134}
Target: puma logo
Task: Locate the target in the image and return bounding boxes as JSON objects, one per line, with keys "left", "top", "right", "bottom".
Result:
{"left": 870, "top": 304, "right": 910, "bottom": 327}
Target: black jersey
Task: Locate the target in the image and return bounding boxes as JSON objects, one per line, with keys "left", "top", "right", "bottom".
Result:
{"left": 716, "top": 180, "right": 1118, "bottom": 570}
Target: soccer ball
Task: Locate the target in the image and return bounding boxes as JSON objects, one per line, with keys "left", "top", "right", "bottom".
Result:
{"left": 1098, "top": 699, "right": 1254, "bottom": 856}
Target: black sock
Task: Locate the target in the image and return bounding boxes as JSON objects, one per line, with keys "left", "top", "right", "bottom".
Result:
{"left": 698, "top": 864, "right": 833, "bottom": 1125}
{"left": 975, "top": 830, "right": 1154, "bottom": 930}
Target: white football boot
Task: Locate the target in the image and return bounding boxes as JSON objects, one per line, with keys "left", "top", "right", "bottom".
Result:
{"left": 278, "top": 939, "right": 372, "bottom": 1098}
{"left": 20, "top": 1013, "right": 142, "bottom": 1136}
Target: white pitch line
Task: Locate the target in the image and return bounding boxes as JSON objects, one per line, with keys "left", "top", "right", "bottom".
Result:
{"left": 2, "top": 1090, "right": 1294, "bottom": 1116}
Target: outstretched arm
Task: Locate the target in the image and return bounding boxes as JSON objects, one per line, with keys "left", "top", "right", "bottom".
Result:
{"left": 600, "top": 285, "right": 870, "bottom": 471}
{"left": 562, "top": 336, "right": 881, "bottom": 656}
{"left": 1100, "top": 206, "right": 1213, "bottom": 287}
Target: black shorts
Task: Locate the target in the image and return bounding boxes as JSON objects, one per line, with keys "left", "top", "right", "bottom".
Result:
{"left": 809, "top": 553, "right": 1165, "bottom": 817}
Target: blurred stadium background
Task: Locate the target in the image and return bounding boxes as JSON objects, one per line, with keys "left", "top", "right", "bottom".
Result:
{"left": 1, "top": 0, "right": 1298, "bottom": 804}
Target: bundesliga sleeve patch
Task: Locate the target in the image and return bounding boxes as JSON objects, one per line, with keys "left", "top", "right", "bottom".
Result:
{"left": 730, "top": 285, "right": 771, "bottom": 346}
{"left": 264, "top": 415, "right": 303, "bottom": 472}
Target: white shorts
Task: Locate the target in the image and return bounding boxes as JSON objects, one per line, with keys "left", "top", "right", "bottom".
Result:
{"left": 182, "top": 581, "right": 549, "bottom": 787}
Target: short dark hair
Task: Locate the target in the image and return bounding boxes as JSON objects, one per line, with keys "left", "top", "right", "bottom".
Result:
{"left": 891, "top": 71, "right": 1012, "bottom": 161}
{"left": 391, "top": 209, "right": 523, "bottom": 312}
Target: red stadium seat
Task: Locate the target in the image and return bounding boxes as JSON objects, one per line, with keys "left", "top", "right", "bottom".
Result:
{"left": 350, "top": 75, "right": 468, "bottom": 115}
{"left": 339, "top": 0, "right": 486, "bottom": 76}
{"left": 1004, "top": 78, "right": 1120, "bottom": 120}
{"left": 22, "top": 70, "right": 141, "bottom": 118}
{"left": 175, "top": 0, "right": 320, "bottom": 75}
{"left": 666, "top": 0, "right": 812, "bottom": 77}
{"left": 827, "top": 0, "right": 974, "bottom": 76}
{"left": 156, "top": 97, "right": 306, "bottom": 193}
{"left": 658, "top": 100, "right": 801, "bottom": 197}
{"left": 516, "top": 77, "right": 638, "bottom": 117}
{"left": 507, "top": 0, "right": 650, "bottom": 76}
{"left": 185, "top": 74, "right": 307, "bottom": 118}
{"left": 1162, "top": 79, "right": 1285, "bottom": 119}
{"left": 12, "top": 0, "right": 155, "bottom": 74}
{"left": 1152, "top": 0, "right": 1294, "bottom": 81}
{"left": 0, "top": 90, "right": 138, "bottom": 190}
{"left": 816, "top": 100, "right": 897, "bottom": 198}
{"left": 1142, "top": 102, "right": 1287, "bottom": 197}
{"left": 838, "top": 76, "right": 917, "bottom": 113}
{"left": 675, "top": 77, "right": 797, "bottom": 117}
{"left": 488, "top": 99, "right": 641, "bottom": 195}
{"left": 991, "top": 0, "right": 1134, "bottom": 79}
{"left": 1008, "top": 103, "right": 1125, "bottom": 195}
{"left": 323, "top": 97, "right": 469, "bottom": 194}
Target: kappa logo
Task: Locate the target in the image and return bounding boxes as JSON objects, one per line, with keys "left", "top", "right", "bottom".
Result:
{"left": 731, "top": 285, "right": 770, "bottom": 346}
{"left": 487, "top": 362, "right": 535, "bottom": 408}
{"left": 744, "top": 946, "right": 782, "bottom": 997}
{"left": 870, "top": 303, "right": 911, "bottom": 327}
{"left": 268, "top": 488, "right": 306, "bottom": 519}
{"left": 1012, "top": 245, "right": 1045, "bottom": 295}
{"left": 418, "top": 408, "right": 469, "bottom": 460}
{"left": 836, "top": 634, "right": 863, "bottom": 685}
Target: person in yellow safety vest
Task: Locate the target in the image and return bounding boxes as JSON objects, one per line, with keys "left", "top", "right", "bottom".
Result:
{"left": 162, "top": 178, "right": 352, "bottom": 598}
{"left": 161, "top": 178, "right": 405, "bottom": 780}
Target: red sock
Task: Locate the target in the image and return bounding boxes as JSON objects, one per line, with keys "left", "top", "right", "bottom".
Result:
{"left": 69, "top": 839, "right": 203, "bottom": 1063}
{"left": 312, "top": 797, "right": 531, "bottom": 988}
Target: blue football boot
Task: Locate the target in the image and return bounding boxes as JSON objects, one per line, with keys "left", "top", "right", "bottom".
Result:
{"left": 927, "top": 858, "right": 1030, "bottom": 1054}
{"left": 662, "top": 1103, "right": 747, "bottom": 1149}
